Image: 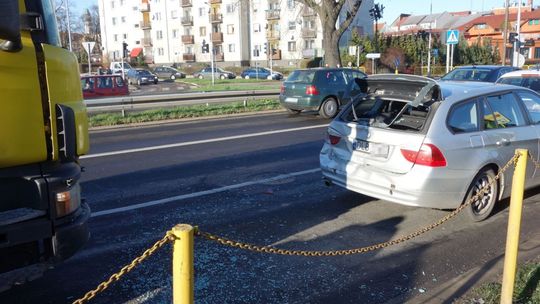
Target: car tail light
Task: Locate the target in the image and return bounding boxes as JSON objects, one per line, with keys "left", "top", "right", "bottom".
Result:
{"left": 326, "top": 131, "right": 341, "bottom": 145}
{"left": 306, "top": 85, "right": 319, "bottom": 95}
{"left": 400, "top": 143, "right": 446, "bottom": 167}
{"left": 280, "top": 84, "right": 285, "bottom": 94}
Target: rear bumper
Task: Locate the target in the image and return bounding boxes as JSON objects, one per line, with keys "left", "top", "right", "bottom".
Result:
{"left": 279, "top": 95, "right": 320, "bottom": 111}
{"left": 320, "top": 145, "right": 472, "bottom": 209}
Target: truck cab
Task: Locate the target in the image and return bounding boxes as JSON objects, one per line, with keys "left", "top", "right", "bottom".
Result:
{"left": 0, "top": 0, "right": 90, "bottom": 291}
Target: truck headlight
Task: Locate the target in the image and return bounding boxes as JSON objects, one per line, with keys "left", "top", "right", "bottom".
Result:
{"left": 55, "top": 183, "right": 81, "bottom": 218}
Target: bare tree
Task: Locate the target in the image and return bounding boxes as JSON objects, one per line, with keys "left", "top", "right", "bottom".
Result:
{"left": 54, "top": 0, "right": 83, "bottom": 49}
{"left": 295, "top": 0, "right": 364, "bottom": 67}
{"left": 83, "top": 5, "right": 102, "bottom": 53}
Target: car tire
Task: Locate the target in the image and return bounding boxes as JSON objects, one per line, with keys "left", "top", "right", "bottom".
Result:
{"left": 319, "top": 97, "right": 339, "bottom": 119}
{"left": 464, "top": 168, "right": 498, "bottom": 222}
{"left": 244, "top": 75, "right": 250, "bottom": 79}
{"left": 198, "top": 75, "right": 203, "bottom": 79}
{"left": 220, "top": 74, "right": 226, "bottom": 80}
{"left": 154, "top": 79, "right": 158, "bottom": 84}
{"left": 137, "top": 79, "right": 141, "bottom": 86}
{"left": 170, "top": 75, "right": 176, "bottom": 80}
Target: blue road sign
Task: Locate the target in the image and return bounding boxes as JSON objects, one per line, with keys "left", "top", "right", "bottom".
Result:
{"left": 394, "top": 58, "right": 400, "bottom": 68}
{"left": 446, "top": 30, "right": 459, "bottom": 45}
{"left": 432, "top": 48, "right": 439, "bottom": 57}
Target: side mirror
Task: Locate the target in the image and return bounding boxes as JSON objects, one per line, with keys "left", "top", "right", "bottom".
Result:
{"left": 0, "top": 0, "right": 21, "bottom": 52}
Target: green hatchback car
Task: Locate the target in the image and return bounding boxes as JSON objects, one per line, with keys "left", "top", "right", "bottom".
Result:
{"left": 279, "top": 68, "right": 367, "bottom": 118}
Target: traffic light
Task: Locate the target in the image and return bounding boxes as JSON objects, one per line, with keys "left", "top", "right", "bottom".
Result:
{"left": 271, "top": 48, "right": 277, "bottom": 55}
{"left": 202, "top": 40, "right": 209, "bottom": 53}
{"left": 263, "top": 42, "right": 268, "bottom": 54}
{"left": 122, "top": 42, "right": 128, "bottom": 58}
{"left": 509, "top": 32, "right": 518, "bottom": 43}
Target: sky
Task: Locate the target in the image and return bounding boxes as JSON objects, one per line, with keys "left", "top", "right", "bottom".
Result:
{"left": 73, "top": 0, "right": 509, "bottom": 22}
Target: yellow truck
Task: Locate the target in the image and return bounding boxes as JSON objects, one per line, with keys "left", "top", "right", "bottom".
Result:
{"left": 0, "top": 0, "right": 90, "bottom": 291}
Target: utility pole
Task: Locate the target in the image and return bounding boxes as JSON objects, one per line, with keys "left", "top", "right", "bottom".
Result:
{"left": 66, "top": 0, "right": 72, "bottom": 51}
{"left": 513, "top": 0, "right": 522, "bottom": 67}
{"left": 503, "top": 0, "right": 509, "bottom": 66}
{"left": 427, "top": 0, "right": 433, "bottom": 76}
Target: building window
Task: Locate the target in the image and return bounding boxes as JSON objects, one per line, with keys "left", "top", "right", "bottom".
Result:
{"left": 253, "top": 45, "right": 260, "bottom": 56}
{"left": 112, "top": 17, "right": 117, "bottom": 25}
{"left": 528, "top": 19, "right": 540, "bottom": 25}
{"left": 120, "top": 0, "right": 125, "bottom": 5}
{"left": 158, "top": 48, "right": 164, "bottom": 56}
{"left": 111, "top": 1, "right": 115, "bottom": 9}
{"left": 186, "top": 46, "right": 193, "bottom": 54}
{"left": 134, "top": 23, "right": 139, "bottom": 28}
{"left": 288, "top": 41, "right": 296, "bottom": 52}
{"left": 254, "top": 23, "right": 261, "bottom": 32}
{"left": 199, "top": 8, "right": 205, "bottom": 17}
{"left": 156, "top": 30, "right": 163, "bottom": 39}
{"left": 172, "top": 29, "right": 179, "bottom": 38}
{"left": 123, "top": 33, "right": 127, "bottom": 39}
{"left": 121, "top": 16, "right": 126, "bottom": 23}
{"left": 227, "top": 24, "right": 234, "bottom": 34}
{"left": 153, "top": 13, "right": 161, "bottom": 21}
{"left": 133, "top": 6, "right": 138, "bottom": 11}
{"left": 475, "top": 23, "right": 487, "bottom": 29}
{"left": 114, "top": 34, "right": 118, "bottom": 42}
{"left": 135, "top": 40, "right": 140, "bottom": 45}
{"left": 184, "top": 27, "right": 192, "bottom": 35}
{"left": 535, "top": 47, "right": 540, "bottom": 58}
{"left": 304, "top": 39, "right": 314, "bottom": 49}
{"left": 287, "top": 0, "right": 295, "bottom": 9}
{"left": 228, "top": 44, "right": 235, "bottom": 52}
{"left": 226, "top": 4, "right": 235, "bottom": 13}
{"left": 200, "top": 27, "right": 206, "bottom": 36}
{"left": 288, "top": 21, "right": 296, "bottom": 30}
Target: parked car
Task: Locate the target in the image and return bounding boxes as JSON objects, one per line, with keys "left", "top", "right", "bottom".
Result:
{"left": 496, "top": 69, "right": 540, "bottom": 92}
{"left": 279, "top": 68, "right": 368, "bottom": 118}
{"left": 440, "top": 65, "right": 519, "bottom": 82}
{"left": 110, "top": 61, "right": 133, "bottom": 74}
{"left": 320, "top": 74, "right": 540, "bottom": 221}
{"left": 240, "top": 67, "right": 283, "bottom": 80}
{"left": 193, "top": 67, "right": 236, "bottom": 79}
{"left": 126, "top": 69, "right": 158, "bottom": 85}
{"left": 81, "top": 74, "right": 129, "bottom": 99}
{"left": 153, "top": 66, "right": 186, "bottom": 80}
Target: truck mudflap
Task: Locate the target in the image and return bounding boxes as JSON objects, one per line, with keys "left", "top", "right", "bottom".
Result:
{"left": 52, "top": 201, "right": 91, "bottom": 262}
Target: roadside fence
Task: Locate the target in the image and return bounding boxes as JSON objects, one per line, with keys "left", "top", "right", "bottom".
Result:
{"left": 73, "top": 149, "right": 532, "bottom": 304}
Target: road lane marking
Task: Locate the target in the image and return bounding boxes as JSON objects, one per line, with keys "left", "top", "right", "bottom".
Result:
{"left": 82, "top": 124, "right": 328, "bottom": 159}
{"left": 91, "top": 168, "right": 321, "bottom": 218}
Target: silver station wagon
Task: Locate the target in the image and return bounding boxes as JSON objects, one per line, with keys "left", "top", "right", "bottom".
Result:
{"left": 320, "top": 75, "right": 540, "bottom": 221}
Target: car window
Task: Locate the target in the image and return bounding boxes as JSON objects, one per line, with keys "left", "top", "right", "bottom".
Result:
{"left": 498, "top": 77, "right": 523, "bottom": 86}
{"left": 287, "top": 70, "right": 316, "bottom": 82}
{"left": 516, "top": 91, "right": 540, "bottom": 124}
{"left": 155, "top": 67, "right": 162, "bottom": 72}
{"left": 448, "top": 100, "right": 479, "bottom": 133}
{"left": 483, "top": 93, "right": 527, "bottom": 129}
{"left": 97, "top": 77, "right": 113, "bottom": 89}
{"left": 323, "top": 71, "right": 347, "bottom": 85}
{"left": 115, "top": 76, "right": 125, "bottom": 87}
{"left": 81, "top": 78, "right": 94, "bottom": 91}
{"left": 442, "top": 68, "right": 492, "bottom": 81}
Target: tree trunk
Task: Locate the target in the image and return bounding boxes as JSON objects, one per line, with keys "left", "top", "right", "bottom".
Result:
{"left": 322, "top": 22, "right": 340, "bottom": 67}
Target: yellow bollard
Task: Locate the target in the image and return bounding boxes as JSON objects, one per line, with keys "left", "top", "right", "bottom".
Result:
{"left": 500, "top": 149, "right": 528, "bottom": 304}
{"left": 395, "top": 69, "right": 399, "bottom": 75}
{"left": 172, "top": 224, "right": 195, "bottom": 304}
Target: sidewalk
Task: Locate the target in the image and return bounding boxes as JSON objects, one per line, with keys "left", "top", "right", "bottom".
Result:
{"left": 402, "top": 230, "right": 540, "bottom": 303}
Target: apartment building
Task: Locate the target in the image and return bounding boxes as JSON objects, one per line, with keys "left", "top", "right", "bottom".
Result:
{"left": 99, "top": 0, "right": 373, "bottom": 67}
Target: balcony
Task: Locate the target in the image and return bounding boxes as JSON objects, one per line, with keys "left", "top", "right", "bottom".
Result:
{"left": 215, "top": 52, "right": 224, "bottom": 62}
{"left": 181, "top": 16, "right": 193, "bottom": 26}
{"left": 266, "top": 9, "right": 280, "bottom": 20}
{"left": 181, "top": 35, "right": 194, "bottom": 44}
{"left": 211, "top": 32, "right": 223, "bottom": 43}
{"left": 270, "top": 49, "right": 282, "bottom": 60}
{"left": 266, "top": 31, "right": 280, "bottom": 40}
{"left": 302, "top": 7, "right": 316, "bottom": 16}
{"left": 302, "top": 48, "right": 317, "bottom": 58}
{"left": 142, "top": 38, "right": 152, "bottom": 46}
{"left": 209, "top": 13, "right": 223, "bottom": 23}
{"left": 301, "top": 28, "right": 317, "bottom": 38}
{"left": 181, "top": 0, "right": 192, "bottom": 7}
{"left": 183, "top": 53, "right": 195, "bottom": 62}
{"left": 210, "top": 0, "right": 222, "bottom": 3}
{"left": 139, "top": 21, "right": 151, "bottom": 30}
{"left": 139, "top": 3, "right": 150, "bottom": 12}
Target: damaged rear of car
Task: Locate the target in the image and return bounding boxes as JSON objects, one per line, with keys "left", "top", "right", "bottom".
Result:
{"left": 320, "top": 75, "right": 493, "bottom": 220}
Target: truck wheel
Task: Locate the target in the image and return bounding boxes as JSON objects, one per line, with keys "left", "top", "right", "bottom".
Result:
{"left": 464, "top": 168, "right": 498, "bottom": 222}
{"left": 198, "top": 75, "right": 203, "bottom": 79}
{"left": 220, "top": 74, "right": 226, "bottom": 80}
{"left": 319, "top": 97, "right": 339, "bottom": 119}
{"left": 244, "top": 75, "right": 250, "bottom": 79}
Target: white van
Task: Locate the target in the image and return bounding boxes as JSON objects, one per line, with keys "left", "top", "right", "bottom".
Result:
{"left": 110, "top": 61, "right": 133, "bottom": 74}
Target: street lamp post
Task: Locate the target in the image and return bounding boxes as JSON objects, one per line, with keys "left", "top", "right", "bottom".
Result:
{"left": 66, "top": 0, "right": 72, "bottom": 51}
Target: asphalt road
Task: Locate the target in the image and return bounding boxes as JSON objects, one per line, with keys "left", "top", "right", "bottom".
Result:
{"left": 2, "top": 112, "right": 540, "bottom": 304}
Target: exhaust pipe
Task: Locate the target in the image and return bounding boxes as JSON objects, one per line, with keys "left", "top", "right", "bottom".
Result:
{"left": 323, "top": 178, "right": 333, "bottom": 187}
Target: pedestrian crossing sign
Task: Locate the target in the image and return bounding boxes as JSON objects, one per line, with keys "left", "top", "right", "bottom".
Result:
{"left": 446, "top": 30, "right": 459, "bottom": 45}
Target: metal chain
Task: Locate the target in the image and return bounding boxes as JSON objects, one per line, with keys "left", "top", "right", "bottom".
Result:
{"left": 72, "top": 231, "right": 176, "bottom": 304}
{"left": 198, "top": 154, "right": 520, "bottom": 257}
{"left": 528, "top": 152, "right": 540, "bottom": 169}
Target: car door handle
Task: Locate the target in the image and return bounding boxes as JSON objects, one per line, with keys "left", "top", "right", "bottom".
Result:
{"left": 496, "top": 139, "right": 511, "bottom": 146}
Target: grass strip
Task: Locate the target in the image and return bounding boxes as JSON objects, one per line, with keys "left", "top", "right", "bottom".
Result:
{"left": 457, "top": 262, "right": 540, "bottom": 304}
{"left": 89, "top": 99, "right": 281, "bottom": 127}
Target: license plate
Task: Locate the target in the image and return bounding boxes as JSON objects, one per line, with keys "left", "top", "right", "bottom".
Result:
{"left": 352, "top": 140, "right": 369, "bottom": 152}
{"left": 285, "top": 97, "right": 298, "bottom": 103}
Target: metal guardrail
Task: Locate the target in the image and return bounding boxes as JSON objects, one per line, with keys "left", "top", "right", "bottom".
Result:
{"left": 84, "top": 90, "right": 280, "bottom": 113}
